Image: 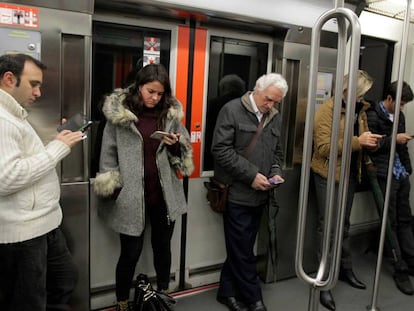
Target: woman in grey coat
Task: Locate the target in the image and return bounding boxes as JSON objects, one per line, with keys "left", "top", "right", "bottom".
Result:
{"left": 94, "top": 64, "right": 194, "bottom": 311}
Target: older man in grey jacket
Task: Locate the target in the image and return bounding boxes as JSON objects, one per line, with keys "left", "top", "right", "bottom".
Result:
{"left": 212, "top": 73, "right": 288, "bottom": 311}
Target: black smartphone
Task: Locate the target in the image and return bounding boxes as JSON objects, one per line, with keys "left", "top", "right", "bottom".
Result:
{"left": 57, "top": 113, "right": 92, "bottom": 132}
{"left": 268, "top": 178, "right": 284, "bottom": 185}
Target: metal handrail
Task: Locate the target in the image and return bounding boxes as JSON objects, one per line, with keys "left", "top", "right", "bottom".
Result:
{"left": 368, "top": 1, "right": 412, "bottom": 310}
{"left": 295, "top": 2, "right": 361, "bottom": 310}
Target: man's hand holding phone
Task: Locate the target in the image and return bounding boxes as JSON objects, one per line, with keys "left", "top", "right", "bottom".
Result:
{"left": 57, "top": 113, "right": 92, "bottom": 140}
{"left": 55, "top": 130, "right": 84, "bottom": 148}
{"left": 268, "top": 176, "right": 285, "bottom": 186}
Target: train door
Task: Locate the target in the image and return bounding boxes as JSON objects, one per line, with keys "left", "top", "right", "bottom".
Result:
{"left": 89, "top": 11, "right": 282, "bottom": 307}
{"left": 203, "top": 35, "right": 269, "bottom": 171}
{"left": 187, "top": 29, "right": 275, "bottom": 289}
{"left": 89, "top": 18, "right": 177, "bottom": 309}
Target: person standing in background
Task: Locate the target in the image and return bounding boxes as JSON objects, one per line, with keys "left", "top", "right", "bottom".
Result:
{"left": 311, "top": 70, "right": 382, "bottom": 311}
{"left": 366, "top": 81, "right": 414, "bottom": 296}
{"left": 204, "top": 74, "right": 246, "bottom": 170}
{"left": 0, "top": 53, "right": 83, "bottom": 310}
{"left": 212, "top": 73, "right": 288, "bottom": 311}
{"left": 94, "top": 63, "right": 194, "bottom": 311}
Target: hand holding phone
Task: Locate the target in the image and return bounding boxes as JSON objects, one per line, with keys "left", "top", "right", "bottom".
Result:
{"left": 268, "top": 177, "right": 284, "bottom": 185}
{"left": 150, "top": 131, "right": 174, "bottom": 140}
{"left": 57, "top": 113, "right": 92, "bottom": 133}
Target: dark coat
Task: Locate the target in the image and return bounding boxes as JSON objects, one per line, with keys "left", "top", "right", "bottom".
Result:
{"left": 211, "top": 92, "right": 284, "bottom": 207}
{"left": 366, "top": 102, "right": 412, "bottom": 179}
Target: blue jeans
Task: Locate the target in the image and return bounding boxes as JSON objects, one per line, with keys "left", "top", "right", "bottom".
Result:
{"left": 0, "top": 228, "right": 78, "bottom": 311}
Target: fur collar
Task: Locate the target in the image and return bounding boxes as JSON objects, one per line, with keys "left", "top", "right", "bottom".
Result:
{"left": 102, "top": 88, "right": 184, "bottom": 126}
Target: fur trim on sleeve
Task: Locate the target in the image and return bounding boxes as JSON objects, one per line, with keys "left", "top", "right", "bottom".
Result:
{"left": 168, "top": 135, "right": 195, "bottom": 176}
{"left": 93, "top": 170, "right": 123, "bottom": 197}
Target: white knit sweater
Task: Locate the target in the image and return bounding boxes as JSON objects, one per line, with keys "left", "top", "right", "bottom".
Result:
{"left": 0, "top": 89, "right": 70, "bottom": 243}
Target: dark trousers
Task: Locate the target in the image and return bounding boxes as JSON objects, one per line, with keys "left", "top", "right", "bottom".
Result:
{"left": 313, "top": 173, "right": 356, "bottom": 270}
{"left": 218, "top": 201, "right": 265, "bottom": 305}
{"left": 0, "top": 228, "right": 78, "bottom": 311}
{"left": 116, "top": 202, "right": 175, "bottom": 300}
{"left": 378, "top": 176, "right": 414, "bottom": 271}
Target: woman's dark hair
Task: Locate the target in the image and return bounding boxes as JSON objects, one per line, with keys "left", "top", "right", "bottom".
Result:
{"left": 0, "top": 54, "right": 46, "bottom": 86}
{"left": 125, "top": 63, "right": 172, "bottom": 129}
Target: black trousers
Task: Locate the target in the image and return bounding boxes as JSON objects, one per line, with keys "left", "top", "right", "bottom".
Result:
{"left": 313, "top": 172, "right": 356, "bottom": 270}
{"left": 217, "top": 201, "right": 265, "bottom": 305}
{"left": 378, "top": 175, "right": 414, "bottom": 271}
{"left": 0, "top": 228, "right": 78, "bottom": 311}
{"left": 115, "top": 201, "right": 175, "bottom": 300}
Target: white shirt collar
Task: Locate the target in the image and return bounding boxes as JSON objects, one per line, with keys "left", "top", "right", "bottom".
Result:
{"left": 249, "top": 92, "right": 262, "bottom": 121}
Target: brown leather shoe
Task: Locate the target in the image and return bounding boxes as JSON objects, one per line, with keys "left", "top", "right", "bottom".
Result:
{"left": 217, "top": 296, "right": 248, "bottom": 311}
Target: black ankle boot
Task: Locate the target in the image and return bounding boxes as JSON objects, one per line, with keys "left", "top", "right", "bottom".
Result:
{"left": 320, "top": 290, "right": 335, "bottom": 311}
{"left": 339, "top": 268, "right": 366, "bottom": 289}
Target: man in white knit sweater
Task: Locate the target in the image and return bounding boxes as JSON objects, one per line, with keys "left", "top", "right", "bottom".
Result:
{"left": 0, "top": 54, "right": 84, "bottom": 311}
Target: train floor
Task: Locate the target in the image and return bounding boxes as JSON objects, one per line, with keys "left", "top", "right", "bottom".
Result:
{"left": 172, "top": 251, "right": 413, "bottom": 311}
{"left": 101, "top": 248, "right": 414, "bottom": 311}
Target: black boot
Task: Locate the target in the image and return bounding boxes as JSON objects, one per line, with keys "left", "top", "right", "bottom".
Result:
{"left": 339, "top": 268, "right": 366, "bottom": 289}
{"left": 320, "top": 290, "right": 335, "bottom": 311}
{"left": 394, "top": 270, "right": 414, "bottom": 295}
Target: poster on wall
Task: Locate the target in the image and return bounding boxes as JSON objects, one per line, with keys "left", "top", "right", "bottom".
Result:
{"left": 143, "top": 36, "right": 160, "bottom": 66}
{"left": 316, "top": 72, "right": 334, "bottom": 110}
{"left": 0, "top": 4, "right": 39, "bottom": 28}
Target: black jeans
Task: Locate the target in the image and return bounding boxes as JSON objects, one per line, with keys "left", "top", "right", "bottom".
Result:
{"left": 115, "top": 201, "right": 175, "bottom": 301}
{"left": 313, "top": 172, "right": 356, "bottom": 271}
{"left": 0, "top": 228, "right": 78, "bottom": 311}
{"left": 218, "top": 201, "right": 265, "bottom": 305}
{"left": 378, "top": 175, "right": 414, "bottom": 271}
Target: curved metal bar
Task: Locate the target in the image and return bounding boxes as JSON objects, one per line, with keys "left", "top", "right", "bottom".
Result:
{"left": 295, "top": 6, "right": 361, "bottom": 311}
{"left": 367, "top": 1, "right": 412, "bottom": 310}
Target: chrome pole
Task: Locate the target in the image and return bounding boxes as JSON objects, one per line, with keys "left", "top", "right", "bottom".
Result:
{"left": 295, "top": 3, "right": 361, "bottom": 311}
{"left": 367, "top": 0, "right": 412, "bottom": 310}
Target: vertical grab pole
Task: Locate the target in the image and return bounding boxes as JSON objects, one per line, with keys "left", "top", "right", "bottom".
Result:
{"left": 367, "top": 1, "right": 412, "bottom": 310}
{"left": 295, "top": 3, "right": 361, "bottom": 311}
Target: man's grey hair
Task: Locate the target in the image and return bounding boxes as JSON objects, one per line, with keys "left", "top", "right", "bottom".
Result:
{"left": 254, "top": 73, "right": 288, "bottom": 96}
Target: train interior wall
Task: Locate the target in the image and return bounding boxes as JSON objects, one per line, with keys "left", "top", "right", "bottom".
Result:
{"left": 2, "top": 1, "right": 414, "bottom": 310}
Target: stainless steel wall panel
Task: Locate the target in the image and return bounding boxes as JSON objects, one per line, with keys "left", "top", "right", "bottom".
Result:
{"left": 60, "top": 183, "right": 90, "bottom": 311}
{"left": 61, "top": 34, "right": 89, "bottom": 182}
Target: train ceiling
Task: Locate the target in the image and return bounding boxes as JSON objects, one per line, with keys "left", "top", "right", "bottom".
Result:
{"left": 365, "top": 0, "right": 414, "bottom": 21}
{"left": 93, "top": 0, "right": 414, "bottom": 24}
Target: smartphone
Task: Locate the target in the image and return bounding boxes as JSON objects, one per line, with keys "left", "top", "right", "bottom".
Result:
{"left": 79, "top": 121, "right": 93, "bottom": 132}
{"left": 57, "top": 113, "right": 92, "bottom": 132}
{"left": 150, "top": 131, "right": 174, "bottom": 140}
{"left": 268, "top": 178, "right": 284, "bottom": 185}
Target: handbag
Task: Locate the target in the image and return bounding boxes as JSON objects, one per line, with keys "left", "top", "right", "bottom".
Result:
{"left": 133, "top": 274, "right": 176, "bottom": 311}
{"left": 204, "top": 178, "right": 228, "bottom": 213}
{"left": 205, "top": 113, "right": 268, "bottom": 213}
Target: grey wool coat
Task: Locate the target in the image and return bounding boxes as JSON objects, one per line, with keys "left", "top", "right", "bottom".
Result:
{"left": 93, "top": 89, "right": 194, "bottom": 236}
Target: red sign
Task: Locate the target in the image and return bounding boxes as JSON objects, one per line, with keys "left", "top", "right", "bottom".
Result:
{"left": 0, "top": 4, "right": 39, "bottom": 28}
